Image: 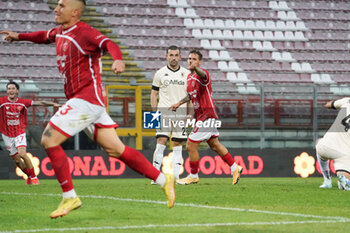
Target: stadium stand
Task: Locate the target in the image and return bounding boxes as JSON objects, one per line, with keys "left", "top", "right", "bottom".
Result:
{"left": 1, "top": 0, "right": 350, "bottom": 149}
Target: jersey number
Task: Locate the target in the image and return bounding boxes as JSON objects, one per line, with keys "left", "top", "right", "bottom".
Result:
{"left": 341, "top": 114, "right": 350, "bottom": 132}
{"left": 182, "top": 127, "right": 186, "bottom": 136}
{"left": 60, "top": 104, "right": 73, "bottom": 115}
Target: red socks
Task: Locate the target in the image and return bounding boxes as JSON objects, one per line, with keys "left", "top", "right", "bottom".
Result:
{"left": 221, "top": 152, "right": 235, "bottom": 167}
{"left": 189, "top": 153, "right": 234, "bottom": 175}
{"left": 23, "top": 168, "right": 30, "bottom": 176}
{"left": 45, "top": 145, "right": 74, "bottom": 192}
{"left": 190, "top": 161, "right": 199, "bottom": 174}
{"left": 28, "top": 167, "right": 36, "bottom": 178}
{"left": 22, "top": 167, "right": 35, "bottom": 177}
{"left": 119, "top": 146, "right": 160, "bottom": 181}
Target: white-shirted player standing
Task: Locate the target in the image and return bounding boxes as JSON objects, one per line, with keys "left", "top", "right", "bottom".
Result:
{"left": 150, "top": 45, "right": 190, "bottom": 181}
{"left": 316, "top": 97, "right": 350, "bottom": 190}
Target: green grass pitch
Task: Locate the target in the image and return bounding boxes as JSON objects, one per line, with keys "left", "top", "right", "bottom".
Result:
{"left": 0, "top": 177, "right": 349, "bottom": 233}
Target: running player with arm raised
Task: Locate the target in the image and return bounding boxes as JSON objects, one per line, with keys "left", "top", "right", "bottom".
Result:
{"left": 170, "top": 50, "right": 243, "bottom": 185}
{"left": 1, "top": 0, "right": 175, "bottom": 218}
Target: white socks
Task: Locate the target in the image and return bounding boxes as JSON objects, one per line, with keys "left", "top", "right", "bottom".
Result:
{"left": 317, "top": 153, "right": 331, "bottom": 181}
{"left": 172, "top": 146, "right": 182, "bottom": 179}
{"left": 156, "top": 173, "right": 166, "bottom": 187}
{"left": 63, "top": 189, "right": 77, "bottom": 199}
{"left": 153, "top": 143, "right": 183, "bottom": 180}
{"left": 152, "top": 144, "right": 166, "bottom": 170}
{"left": 230, "top": 163, "right": 237, "bottom": 173}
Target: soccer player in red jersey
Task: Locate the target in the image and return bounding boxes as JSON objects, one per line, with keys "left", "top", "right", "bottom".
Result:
{"left": 0, "top": 0, "right": 175, "bottom": 218}
{"left": 0, "top": 81, "right": 60, "bottom": 185}
{"left": 170, "top": 50, "right": 243, "bottom": 185}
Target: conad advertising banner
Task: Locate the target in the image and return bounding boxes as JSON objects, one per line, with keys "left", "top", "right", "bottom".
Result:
{"left": 0, "top": 149, "right": 330, "bottom": 180}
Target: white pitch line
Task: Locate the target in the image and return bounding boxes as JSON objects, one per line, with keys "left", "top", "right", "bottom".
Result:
{"left": 1, "top": 219, "right": 350, "bottom": 233}
{"left": 0, "top": 191, "right": 347, "bottom": 221}
{"left": 0, "top": 192, "right": 349, "bottom": 222}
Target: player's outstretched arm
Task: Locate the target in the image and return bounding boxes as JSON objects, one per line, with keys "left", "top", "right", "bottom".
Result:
{"left": 326, "top": 97, "right": 350, "bottom": 109}
{"left": 0, "top": 30, "right": 20, "bottom": 42}
{"left": 33, "top": 100, "right": 61, "bottom": 107}
{"left": 325, "top": 101, "right": 334, "bottom": 109}
{"left": 2, "top": 30, "right": 53, "bottom": 44}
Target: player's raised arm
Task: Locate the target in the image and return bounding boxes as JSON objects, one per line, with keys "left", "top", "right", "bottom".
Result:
{"left": 193, "top": 66, "right": 207, "bottom": 81}
{"left": 100, "top": 39, "right": 125, "bottom": 74}
{"left": 111, "top": 59, "right": 125, "bottom": 74}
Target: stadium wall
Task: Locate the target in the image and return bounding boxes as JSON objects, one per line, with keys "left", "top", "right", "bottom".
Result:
{"left": 0, "top": 148, "right": 329, "bottom": 179}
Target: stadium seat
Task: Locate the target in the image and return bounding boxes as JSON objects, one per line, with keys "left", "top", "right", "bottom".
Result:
{"left": 184, "top": 18, "right": 193, "bottom": 27}
{"left": 213, "top": 29, "right": 223, "bottom": 39}
{"left": 0, "top": 79, "right": 8, "bottom": 91}
{"left": 237, "top": 72, "right": 250, "bottom": 83}
{"left": 214, "top": 19, "right": 225, "bottom": 29}
{"left": 222, "top": 30, "right": 233, "bottom": 39}
{"left": 227, "top": 72, "right": 238, "bottom": 82}
{"left": 233, "top": 30, "right": 244, "bottom": 40}
{"left": 244, "top": 30, "right": 254, "bottom": 40}
{"left": 23, "top": 80, "right": 40, "bottom": 92}
{"left": 193, "top": 18, "right": 204, "bottom": 28}
{"left": 276, "top": 21, "right": 286, "bottom": 30}
{"left": 235, "top": 20, "right": 245, "bottom": 29}
{"left": 225, "top": 19, "right": 235, "bottom": 29}
{"left": 204, "top": 19, "right": 215, "bottom": 28}
{"left": 202, "top": 29, "right": 213, "bottom": 38}
{"left": 265, "top": 21, "right": 276, "bottom": 30}
{"left": 320, "top": 74, "right": 334, "bottom": 84}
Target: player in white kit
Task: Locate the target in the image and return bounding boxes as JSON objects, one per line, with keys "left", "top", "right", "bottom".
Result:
{"left": 150, "top": 45, "right": 190, "bottom": 181}
{"left": 316, "top": 98, "right": 350, "bottom": 190}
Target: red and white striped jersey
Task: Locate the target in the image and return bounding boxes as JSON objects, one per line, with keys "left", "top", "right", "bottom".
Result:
{"left": 0, "top": 97, "right": 33, "bottom": 137}
{"left": 47, "top": 22, "right": 111, "bottom": 106}
{"left": 186, "top": 69, "right": 218, "bottom": 121}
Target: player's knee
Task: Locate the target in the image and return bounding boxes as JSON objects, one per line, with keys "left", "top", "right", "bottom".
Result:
{"left": 186, "top": 142, "right": 196, "bottom": 153}
{"left": 104, "top": 146, "right": 123, "bottom": 158}
{"left": 17, "top": 151, "right": 26, "bottom": 158}
{"left": 208, "top": 139, "right": 220, "bottom": 151}
{"left": 315, "top": 141, "right": 325, "bottom": 157}
{"left": 11, "top": 155, "right": 21, "bottom": 164}
{"left": 41, "top": 136, "right": 51, "bottom": 149}
{"left": 209, "top": 143, "right": 218, "bottom": 151}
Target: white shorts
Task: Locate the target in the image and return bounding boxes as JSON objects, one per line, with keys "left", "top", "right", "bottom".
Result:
{"left": 156, "top": 108, "right": 188, "bottom": 141}
{"left": 316, "top": 137, "right": 350, "bottom": 172}
{"left": 49, "top": 98, "right": 118, "bottom": 140}
{"left": 188, "top": 118, "right": 219, "bottom": 143}
{"left": 2, "top": 133, "right": 27, "bottom": 156}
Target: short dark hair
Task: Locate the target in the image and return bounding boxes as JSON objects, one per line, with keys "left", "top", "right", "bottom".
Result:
{"left": 166, "top": 45, "right": 180, "bottom": 54}
{"left": 77, "top": 0, "right": 86, "bottom": 5}
{"left": 189, "top": 50, "right": 203, "bottom": 60}
{"left": 6, "top": 81, "right": 19, "bottom": 90}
